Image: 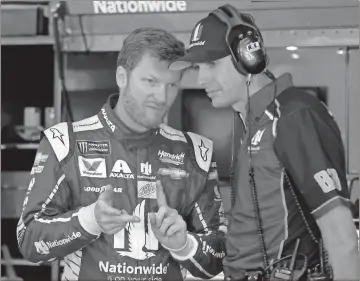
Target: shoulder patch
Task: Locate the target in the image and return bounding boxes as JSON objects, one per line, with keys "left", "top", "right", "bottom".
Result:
{"left": 159, "top": 123, "right": 187, "bottom": 143}
{"left": 73, "top": 115, "right": 103, "bottom": 132}
{"left": 44, "top": 123, "right": 70, "bottom": 162}
{"left": 187, "top": 132, "right": 213, "bottom": 172}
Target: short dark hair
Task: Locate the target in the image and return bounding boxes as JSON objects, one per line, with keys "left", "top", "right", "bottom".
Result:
{"left": 117, "top": 27, "right": 185, "bottom": 71}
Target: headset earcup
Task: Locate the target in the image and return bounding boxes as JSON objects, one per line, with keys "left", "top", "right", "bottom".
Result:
{"left": 230, "top": 35, "right": 248, "bottom": 76}
{"left": 237, "top": 33, "right": 267, "bottom": 74}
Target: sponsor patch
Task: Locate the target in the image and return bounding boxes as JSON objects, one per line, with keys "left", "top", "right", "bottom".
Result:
{"left": 77, "top": 140, "right": 111, "bottom": 155}
{"left": 34, "top": 232, "right": 81, "bottom": 255}
{"left": 110, "top": 160, "right": 135, "bottom": 179}
{"left": 84, "top": 186, "right": 122, "bottom": 193}
{"left": 31, "top": 152, "right": 48, "bottom": 175}
{"left": 101, "top": 108, "right": 116, "bottom": 132}
{"left": 187, "top": 132, "right": 213, "bottom": 172}
{"left": 138, "top": 162, "right": 156, "bottom": 180}
{"left": 78, "top": 156, "right": 107, "bottom": 178}
{"left": 49, "top": 128, "right": 65, "bottom": 145}
{"left": 99, "top": 261, "right": 169, "bottom": 275}
{"left": 44, "top": 122, "right": 70, "bottom": 162}
{"left": 137, "top": 181, "right": 156, "bottom": 199}
{"left": 158, "top": 150, "right": 185, "bottom": 165}
{"left": 157, "top": 168, "right": 189, "bottom": 180}
{"left": 73, "top": 115, "right": 103, "bottom": 132}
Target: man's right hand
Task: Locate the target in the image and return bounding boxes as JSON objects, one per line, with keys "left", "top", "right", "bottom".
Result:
{"left": 94, "top": 185, "right": 140, "bottom": 235}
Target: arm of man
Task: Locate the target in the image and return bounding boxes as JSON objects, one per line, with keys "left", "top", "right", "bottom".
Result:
{"left": 317, "top": 205, "right": 358, "bottom": 280}
{"left": 17, "top": 125, "right": 102, "bottom": 264}
{"left": 274, "top": 104, "right": 358, "bottom": 281}
{"left": 169, "top": 159, "right": 227, "bottom": 279}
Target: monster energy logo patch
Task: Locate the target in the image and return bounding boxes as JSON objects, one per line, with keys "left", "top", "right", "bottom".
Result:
{"left": 77, "top": 140, "right": 111, "bottom": 155}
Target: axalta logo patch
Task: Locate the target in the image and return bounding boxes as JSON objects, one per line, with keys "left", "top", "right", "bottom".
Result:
{"left": 137, "top": 181, "right": 156, "bottom": 199}
{"left": 99, "top": 261, "right": 169, "bottom": 275}
{"left": 78, "top": 156, "right": 107, "bottom": 178}
{"left": 77, "top": 140, "right": 111, "bottom": 155}
{"left": 84, "top": 186, "right": 122, "bottom": 193}
{"left": 93, "top": 0, "right": 187, "bottom": 14}
{"left": 110, "top": 160, "right": 135, "bottom": 179}
{"left": 34, "top": 232, "right": 81, "bottom": 255}
{"left": 101, "top": 108, "right": 116, "bottom": 132}
{"left": 158, "top": 150, "right": 185, "bottom": 165}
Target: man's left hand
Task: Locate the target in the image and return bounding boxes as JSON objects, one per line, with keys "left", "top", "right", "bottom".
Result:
{"left": 149, "top": 181, "right": 187, "bottom": 251}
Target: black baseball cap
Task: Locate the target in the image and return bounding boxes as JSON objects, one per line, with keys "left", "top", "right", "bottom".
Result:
{"left": 169, "top": 14, "right": 230, "bottom": 70}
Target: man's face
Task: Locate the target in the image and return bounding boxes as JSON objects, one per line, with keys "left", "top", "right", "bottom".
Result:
{"left": 194, "top": 55, "right": 246, "bottom": 109}
{"left": 117, "top": 52, "right": 182, "bottom": 129}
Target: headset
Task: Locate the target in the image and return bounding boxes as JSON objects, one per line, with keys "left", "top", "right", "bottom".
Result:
{"left": 210, "top": 4, "right": 268, "bottom": 76}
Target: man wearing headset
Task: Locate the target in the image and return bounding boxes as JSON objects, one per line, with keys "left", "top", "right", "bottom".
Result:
{"left": 169, "top": 4, "right": 358, "bottom": 281}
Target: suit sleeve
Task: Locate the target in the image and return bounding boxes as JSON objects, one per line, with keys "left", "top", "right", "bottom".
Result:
{"left": 182, "top": 161, "right": 227, "bottom": 279}
{"left": 274, "top": 105, "right": 352, "bottom": 220}
{"left": 170, "top": 132, "right": 226, "bottom": 279}
{"left": 17, "top": 125, "right": 101, "bottom": 263}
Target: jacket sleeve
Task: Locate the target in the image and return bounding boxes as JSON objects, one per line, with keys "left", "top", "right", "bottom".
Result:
{"left": 17, "top": 123, "right": 102, "bottom": 264}
{"left": 273, "top": 105, "right": 352, "bottom": 219}
{"left": 170, "top": 132, "right": 227, "bottom": 279}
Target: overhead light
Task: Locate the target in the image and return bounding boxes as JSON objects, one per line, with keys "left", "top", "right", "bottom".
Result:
{"left": 286, "top": 46, "right": 298, "bottom": 51}
{"left": 291, "top": 53, "right": 300, "bottom": 59}
{"left": 337, "top": 49, "right": 345, "bottom": 55}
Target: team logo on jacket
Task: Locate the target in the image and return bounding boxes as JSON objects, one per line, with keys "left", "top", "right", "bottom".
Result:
{"left": 110, "top": 160, "right": 135, "bottom": 179}
{"left": 138, "top": 162, "right": 156, "bottom": 180}
{"left": 78, "top": 156, "right": 107, "bottom": 178}
{"left": 158, "top": 150, "right": 185, "bottom": 165}
{"left": 248, "top": 128, "right": 265, "bottom": 153}
{"left": 251, "top": 129, "right": 265, "bottom": 146}
{"left": 77, "top": 140, "right": 111, "bottom": 155}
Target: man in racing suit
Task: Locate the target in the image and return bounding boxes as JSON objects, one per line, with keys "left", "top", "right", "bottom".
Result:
{"left": 17, "top": 27, "right": 226, "bottom": 281}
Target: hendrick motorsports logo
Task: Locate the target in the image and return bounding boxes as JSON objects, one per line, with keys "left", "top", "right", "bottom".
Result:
{"left": 158, "top": 150, "right": 185, "bottom": 165}
{"left": 93, "top": 0, "right": 187, "bottom": 14}
{"left": 34, "top": 232, "right": 81, "bottom": 255}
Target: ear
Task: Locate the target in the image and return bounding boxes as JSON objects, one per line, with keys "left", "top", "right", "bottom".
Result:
{"left": 116, "top": 66, "right": 128, "bottom": 89}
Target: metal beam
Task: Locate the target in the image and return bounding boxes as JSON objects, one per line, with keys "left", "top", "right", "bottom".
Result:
{"left": 62, "top": 27, "right": 359, "bottom": 52}
{"left": 53, "top": 0, "right": 359, "bottom": 15}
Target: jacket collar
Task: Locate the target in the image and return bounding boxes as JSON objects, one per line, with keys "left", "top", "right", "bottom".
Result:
{"left": 246, "top": 73, "right": 293, "bottom": 123}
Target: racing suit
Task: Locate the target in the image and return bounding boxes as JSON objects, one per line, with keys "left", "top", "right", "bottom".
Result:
{"left": 17, "top": 94, "right": 226, "bottom": 281}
